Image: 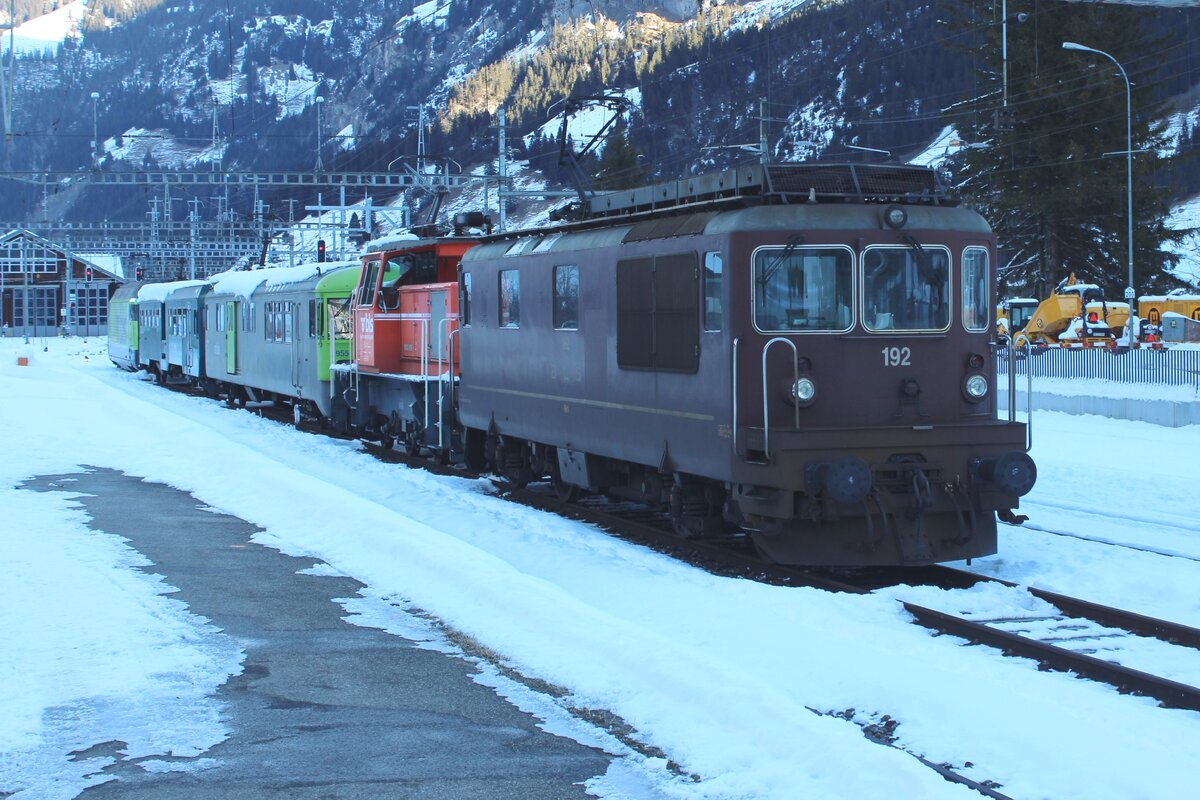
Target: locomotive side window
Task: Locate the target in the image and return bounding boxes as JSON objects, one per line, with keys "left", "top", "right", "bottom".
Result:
{"left": 753, "top": 246, "right": 852, "bottom": 332}
{"left": 617, "top": 253, "right": 700, "bottom": 373}
{"left": 862, "top": 245, "right": 950, "bottom": 332}
{"left": 962, "top": 247, "right": 989, "bottom": 332}
{"left": 704, "top": 251, "right": 723, "bottom": 331}
{"left": 553, "top": 265, "right": 579, "bottom": 330}
{"left": 499, "top": 269, "right": 520, "bottom": 328}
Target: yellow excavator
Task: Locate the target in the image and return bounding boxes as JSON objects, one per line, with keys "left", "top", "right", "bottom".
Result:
{"left": 1007, "top": 273, "right": 1128, "bottom": 347}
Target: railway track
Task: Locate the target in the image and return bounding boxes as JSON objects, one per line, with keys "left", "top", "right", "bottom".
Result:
{"left": 496, "top": 482, "right": 1200, "bottom": 714}
{"left": 1001, "top": 517, "right": 1200, "bottom": 563}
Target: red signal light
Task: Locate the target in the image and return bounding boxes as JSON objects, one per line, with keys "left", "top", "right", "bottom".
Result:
{"left": 317, "top": 239, "right": 326, "bottom": 262}
{"left": 85, "top": 267, "right": 93, "bottom": 282}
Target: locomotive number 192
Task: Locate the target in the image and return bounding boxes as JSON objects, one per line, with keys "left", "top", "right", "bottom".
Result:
{"left": 881, "top": 346, "right": 912, "bottom": 367}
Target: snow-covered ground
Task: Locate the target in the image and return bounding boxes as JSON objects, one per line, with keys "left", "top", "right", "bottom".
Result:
{"left": 1, "top": 336, "right": 1198, "bottom": 799}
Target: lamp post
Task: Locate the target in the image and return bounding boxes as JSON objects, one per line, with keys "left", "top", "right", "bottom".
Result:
{"left": 1062, "top": 41, "right": 1135, "bottom": 344}
{"left": 90, "top": 91, "right": 100, "bottom": 167}
{"left": 314, "top": 95, "right": 325, "bottom": 172}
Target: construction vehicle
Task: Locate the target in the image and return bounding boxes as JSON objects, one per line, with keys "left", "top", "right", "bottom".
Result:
{"left": 995, "top": 298, "right": 1039, "bottom": 344}
{"left": 1007, "top": 273, "right": 1128, "bottom": 348}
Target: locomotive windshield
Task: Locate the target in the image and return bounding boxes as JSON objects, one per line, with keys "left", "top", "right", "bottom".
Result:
{"left": 753, "top": 246, "right": 853, "bottom": 333}
{"left": 862, "top": 246, "right": 950, "bottom": 331}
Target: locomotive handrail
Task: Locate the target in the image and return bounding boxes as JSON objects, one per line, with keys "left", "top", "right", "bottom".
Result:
{"left": 420, "top": 317, "right": 430, "bottom": 437}
{"left": 438, "top": 318, "right": 458, "bottom": 450}
{"left": 761, "top": 337, "right": 800, "bottom": 461}
{"left": 1002, "top": 345, "right": 1034, "bottom": 452}
{"left": 732, "top": 337, "right": 739, "bottom": 458}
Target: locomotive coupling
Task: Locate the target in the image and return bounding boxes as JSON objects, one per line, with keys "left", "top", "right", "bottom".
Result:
{"left": 972, "top": 452, "right": 1037, "bottom": 497}
{"left": 804, "top": 457, "right": 874, "bottom": 505}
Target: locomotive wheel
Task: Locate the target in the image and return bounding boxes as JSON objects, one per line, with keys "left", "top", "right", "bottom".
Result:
{"left": 379, "top": 432, "right": 395, "bottom": 450}
{"left": 496, "top": 439, "right": 531, "bottom": 488}
{"left": 549, "top": 461, "right": 580, "bottom": 503}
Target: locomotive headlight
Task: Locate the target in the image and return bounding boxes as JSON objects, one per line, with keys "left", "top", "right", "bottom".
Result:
{"left": 882, "top": 204, "right": 908, "bottom": 229}
{"left": 963, "top": 373, "right": 989, "bottom": 401}
{"left": 790, "top": 377, "right": 817, "bottom": 406}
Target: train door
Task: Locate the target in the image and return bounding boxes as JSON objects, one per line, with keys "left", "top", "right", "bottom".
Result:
{"left": 225, "top": 301, "right": 238, "bottom": 374}
{"left": 429, "top": 290, "right": 448, "bottom": 371}
{"left": 291, "top": 301, "right": 303, "bottom": 392}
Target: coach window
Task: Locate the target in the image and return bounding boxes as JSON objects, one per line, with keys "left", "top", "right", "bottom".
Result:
{"left": 862, "top": 245, "right": 950, "bottom": 332}
{"left": 499, "top": 269, "right": 520, "bottom": 328}
{"left": 704, "top": 251, "right": 723, "bottom": 331}
{"left": 753, "top": 246, "right": 852, "bottom": 332}
{"left": 460, "top": 271, "right": 472, "bottom": 326}
{"left": 216, "top": 303, "right": 225, "bottom": 333}
{"left": 553, "top": 265, "right": 579, "bottom": 330}
{"left": 962, "top": 247, "right": 989, "bottom": 332}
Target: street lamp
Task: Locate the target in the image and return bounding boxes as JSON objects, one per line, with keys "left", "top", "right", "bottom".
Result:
{"left": 1062, "top": 41, "right": 1135, "bottom": 344}
{"left": 90, "top": 91, "right": 100, "bottom": 167}
{"left": 314, "top": 95, "right": 325, "bottom": 171}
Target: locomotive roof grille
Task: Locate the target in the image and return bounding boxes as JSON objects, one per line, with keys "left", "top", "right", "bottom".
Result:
{"left": 582, "top": 162, "right": 955, "bottom": 222}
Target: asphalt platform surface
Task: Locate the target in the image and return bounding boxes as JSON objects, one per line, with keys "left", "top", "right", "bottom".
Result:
{"left": 22, "top": 467, "right": 613, "bottom": 799}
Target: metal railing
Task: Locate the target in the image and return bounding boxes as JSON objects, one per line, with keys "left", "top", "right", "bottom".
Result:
{"left": 995, "top": 345, "right": 1200, "bottom": 390}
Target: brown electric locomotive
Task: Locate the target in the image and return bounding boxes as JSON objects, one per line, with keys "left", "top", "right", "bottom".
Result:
{"left": 456, "top": 163, "right": 1034, "bottom": 567}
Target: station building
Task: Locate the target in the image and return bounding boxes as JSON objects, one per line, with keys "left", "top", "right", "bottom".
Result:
{"left": 0, "top": 229, "right": 123, "bottom": 338}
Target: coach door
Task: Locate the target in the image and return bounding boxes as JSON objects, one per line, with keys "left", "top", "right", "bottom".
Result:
{"left": 225, "top": 301, "right": 238, "bottom": 374}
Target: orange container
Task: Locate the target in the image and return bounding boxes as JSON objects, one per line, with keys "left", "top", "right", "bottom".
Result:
{"left": 16, "top": 356, "right": 29, "bottom": 366}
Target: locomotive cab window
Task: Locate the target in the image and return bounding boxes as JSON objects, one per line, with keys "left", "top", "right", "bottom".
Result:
{"left": 704, "top": 251, "right": 723, "bottom": 331}
{"left": 962, "top": 247, "right": 990, "bottom": 332}
{"left": 460, "top": 271, "right": 472, "bottom": 326}
{"left": 358, "top": 259, "right": 380, "bottom": 307}
{"left": 862, "top": 245, "right": 950, "bottom": 332}
{"left": 499, "top": 269, "right": 520, "bottom": 328}
{"left": 553, "top": 265, "right": 579, "bottom": 330}
{"left": 753, "top": 246, "right": 852, "bottom": 333}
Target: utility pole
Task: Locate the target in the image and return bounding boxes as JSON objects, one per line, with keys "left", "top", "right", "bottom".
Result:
{"left": 759, "top": 98, "right": 768, "bottom": 164}
{"left": 315, "top": 96, "right": 325, "bottom": 171}
{"left": 187, "top": 198, "right": 201, "bottom": 280}
{"left": 408, "top": 105, "right": 427, "bottom": 175}
{"left": 498, "top": 108, "right": 507, "bottom": 232}
{"left": 286, "top": 199, "right": 298, "bottom": 267}
{"left": 211, "top": 98, "right": 221, "bottom": 171}
{"left": 0, "top": 0, "right": 16, "bottom": 145}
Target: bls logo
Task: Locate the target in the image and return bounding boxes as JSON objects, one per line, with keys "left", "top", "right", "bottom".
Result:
{"left": 359, "top": 315, "right": 374, "bottom": 335}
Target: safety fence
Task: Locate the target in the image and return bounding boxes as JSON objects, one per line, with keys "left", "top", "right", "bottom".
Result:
{"left": 994, "top": 346, "right": 1200, "bottom": 390}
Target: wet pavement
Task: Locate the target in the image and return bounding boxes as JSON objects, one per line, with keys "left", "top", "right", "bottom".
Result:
{"left": 22, "top": 467, "right": 612, "bottom": 799}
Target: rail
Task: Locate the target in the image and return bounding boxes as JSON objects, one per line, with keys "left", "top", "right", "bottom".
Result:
{"left": 761, "top": 337, "right": 800, "bottom": 461}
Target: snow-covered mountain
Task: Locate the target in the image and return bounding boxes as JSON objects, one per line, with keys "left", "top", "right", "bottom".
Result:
{"left": 0, "top": 0, "right": 1198, "bottom": 282}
